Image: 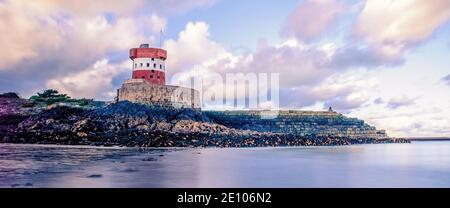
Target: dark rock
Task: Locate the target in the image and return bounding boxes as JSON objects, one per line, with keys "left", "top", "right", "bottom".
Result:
{"left": 87, "top": 174, "right": 103, "bottom": 178}
{"left": 142, "top": 157, "right": 157, "bottom": 161}
{"left": 0, "top": 92, "right": 20, "bottom": 99}
{"left": 122, "top": 168, "right": 138, "bottom": 172}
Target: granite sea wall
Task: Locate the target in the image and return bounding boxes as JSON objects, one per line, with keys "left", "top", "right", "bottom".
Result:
{"left": 205, "top": 110, "right": 388, "bottom": 140}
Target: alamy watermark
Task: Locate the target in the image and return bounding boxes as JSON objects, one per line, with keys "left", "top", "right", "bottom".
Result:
{"left": 169, "top": 70, "right": 280, "bottom": 118}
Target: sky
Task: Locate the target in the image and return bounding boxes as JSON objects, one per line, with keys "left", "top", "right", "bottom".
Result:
{"left": 0, "top": 0, "right": 449, "bottom": 137}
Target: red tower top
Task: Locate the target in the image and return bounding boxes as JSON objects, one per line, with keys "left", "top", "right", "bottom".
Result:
{"left": 130, "top": 44, "right": 167, "bottom": 60}
{"left": 130, "top": 44, "right": 167, "bottom": 85}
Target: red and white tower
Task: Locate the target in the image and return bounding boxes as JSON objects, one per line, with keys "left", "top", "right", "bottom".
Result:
{"left": 129, "top": 44, "right": 167, "bottom": 85}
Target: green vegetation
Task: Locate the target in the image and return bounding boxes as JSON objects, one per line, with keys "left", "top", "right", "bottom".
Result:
{"left": 29, "top": 89, "right": 91, "bottom": 107}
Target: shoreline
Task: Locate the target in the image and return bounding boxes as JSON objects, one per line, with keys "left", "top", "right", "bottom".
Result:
{"left": 0, "top": 141, "right": 419, "bottom": 151}
{"left": 0, "top": 94, "right": 409, "bottom": 148}
{"left": 406, "top": 138, "right": 450, "bottom": 141}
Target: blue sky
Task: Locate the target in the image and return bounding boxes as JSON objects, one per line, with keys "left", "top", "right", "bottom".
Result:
{"left": 166, "top": 0, "right": 299, "bottom": 49}
{"left": 0, "top": 0, "right": 449, "bottom": 137}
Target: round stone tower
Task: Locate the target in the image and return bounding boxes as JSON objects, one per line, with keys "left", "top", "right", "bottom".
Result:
{"left": 129, "top": 44, "right": 167, "bottom": 85}
{"left": 119, "top": 44, "right": 201, "bottom": 109}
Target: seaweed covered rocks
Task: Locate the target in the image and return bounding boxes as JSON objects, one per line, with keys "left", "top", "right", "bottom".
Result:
{"left": 0, "top": 94, "right": 409, "bottom": 147}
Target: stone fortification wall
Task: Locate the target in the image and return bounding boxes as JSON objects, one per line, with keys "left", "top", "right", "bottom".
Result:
{"left": 204, "top": 110, "right": 388, "bottom": 139}
{"left": 118, "top": 79, "right": 201, "bottom": 109}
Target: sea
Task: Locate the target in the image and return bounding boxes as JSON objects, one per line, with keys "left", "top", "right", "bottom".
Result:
{"left": 1, "top": 141, "right": 450, "bottom": 188}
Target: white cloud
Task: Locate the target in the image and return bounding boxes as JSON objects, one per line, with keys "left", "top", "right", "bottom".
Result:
{"left": 0, "top": 1, "right": 63, "bottom": 69}
{"left": 148, "top": 14, "right": 167, "bottom": 34}
{"left": 165, "top": 22, "right": 377, "bottom": 110}
{"left": 281, "top": 0, "right": 343, "bottom": 42}
{"left": 0, "top": 0, "right": 215, "bottom": 97}
{"left": 354, "top": 0, "right": 450, "bottom": 58}
{"left": 280, "top": 0, "right": 450, "bottom": 70}
{"left": 351, "top": 102, "right": 450, "bottom": 137}
{"left": 311, "top": 73, "right": 375, "bottom": 110}
{"left": 10, "top": 0, "right": 215, "bottom": 16}
{"left": 0, "top": 0, "right": 155, "bottom": 71}
{"left": 46, "top": 59, "right": 130, "bottom": 100}
{"left": 164, "top": 22, "right": 230, "bottom": 75}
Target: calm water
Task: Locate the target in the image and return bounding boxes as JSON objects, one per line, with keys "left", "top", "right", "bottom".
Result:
{"left": 1, "top": 141, "right": 450, "bottom": 188}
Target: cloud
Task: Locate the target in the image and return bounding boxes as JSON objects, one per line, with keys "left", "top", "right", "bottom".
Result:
{"left": 0, "top": 1, "right": 62, "bottom": 69}
{"left": 370, "top": 115, "right": 450, "bottom": 137}
{"left": 46, "top": 59, "right": 129, "bottom": 100}
{"left": 164, "top": 22, "right": 229, "bottom": 75}
{"left": 148, "top": 14, "right": 167, "bottom": 33}
{"left": 0, "top": 0, "right": 207, "bottom": 70}
{"left": 327, "top": 46, "right": 404, "bottom": 69}
{"left": 280, "top": 0, "right": 450, "bottom": 70}
{"left": 165, "top": 22, "right": 377, "bottom": 110}
{"left": 281, "top": 0, "right": 343, "bottom": 42}
{"left": 277, "top": 0, "right": 450, "bottom": 77}
{"left": 323, "top": 95, "right": 368, "bottom": 111}
{"left": 373, "top": 97, "right": 383, "bottom": 104}
{"left": 0, "top": 12, "right": 151, "bottom": 96}
{"left": 0, "top": 0, "right": 214, "bottom": 97}
{"left": 442, "top": 74, "right": 450, "bottom": 85}
{"left": 351, "top": 103, "right": 450, "bottom": 137}
{"left": 0, "top": 0, "right": 151, "bottom": 70}
{"left": 152, "top": 0, "right": 216, "bottom": 15}
{"left": 310, "top": 74, "right": 374, "bottom": 110}
{"left": 354, "top": 0, "right": 450, "bottom": 59}
{"left": 387, "top": 95, "right": 417, "bottom": 109}
{"left": 10, "top": 0, "right": 215, "bottom": 16}
{"left": 276, "top": 73, "right": 375, "bottom": 111}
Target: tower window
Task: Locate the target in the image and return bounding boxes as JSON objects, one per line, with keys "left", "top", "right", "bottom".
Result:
{"left": 140, "top": 63, "right": 143, "bottom": 67}
{"left": 151, "top": 69, "right": 154, "bottom": 73}
{"left": 154, "top": 63, "right": 156, "bottom": 68}
{"left": 157, "top": 76, "right": 160, "bottom": 79}
{"left": 151, "top": 58, "right": 155, "bottom": 61}
{"left": 135, "top": 63, "right": 137, "bottom": 68}
{"left": 147, "top": 63, "right": 150, "bottom": 67}
{"left": 141, "top": 76, "right": 145, "bottom": 79}
{"left": 150, "top": 75, "right": 153, "bottom": 78}
{"left": 160, "top": 64, "right": 162, "bottom": 69}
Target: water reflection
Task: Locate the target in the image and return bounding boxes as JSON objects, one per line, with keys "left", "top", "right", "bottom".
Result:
{"left": 1, "top": 142, "right": 450, "bottom": 187}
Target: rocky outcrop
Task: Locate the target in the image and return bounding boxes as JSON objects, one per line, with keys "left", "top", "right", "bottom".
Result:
{"left": 0, "top": 94, "right": 40, "bottom": 139}
{"left": 0, "top": 92, "right": 20, "bottom": 99}
{"left": 0, "top": 95, "right": 409, "bottom": 147}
